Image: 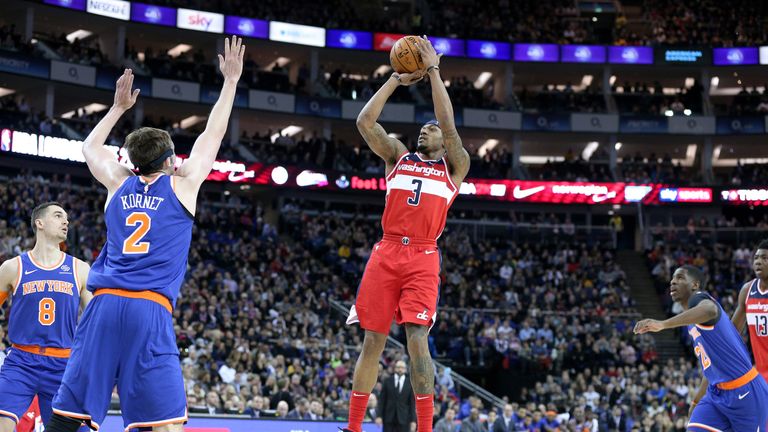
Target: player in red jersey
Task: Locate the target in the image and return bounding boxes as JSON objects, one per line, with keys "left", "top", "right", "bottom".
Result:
{"left": 343, "top": 37, "right": 470, "bottom": 432}
{"left": 689, "top": 239, "right": 768, "bottom": 415}
{"left": 731, "top": 239, "right": 768, "bottom": 381}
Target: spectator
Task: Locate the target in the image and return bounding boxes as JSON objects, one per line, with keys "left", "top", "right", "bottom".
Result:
{"left": 492, "top": 404, "right": 514, "bottom": 432}
{"left": 436, "top": 408, "right": 458, "bottom": 432}
{"left": 378, "top": 360, "right": 416, "bottom": 432}
{"left": 461, "top": 408, "right": 483, "bottom": 432}
{"left": 276, "top": 400, "right": 289, "bottom": 418}
{"left": 287, "top": 397, "right": 312, "bottom": 420}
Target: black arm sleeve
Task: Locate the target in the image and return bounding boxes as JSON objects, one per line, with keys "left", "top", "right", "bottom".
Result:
{"left": 688, "top": 292, "right": 721, "bottom": 327}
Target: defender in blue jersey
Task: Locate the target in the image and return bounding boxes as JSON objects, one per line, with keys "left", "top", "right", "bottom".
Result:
{"left": 635, "top": 265, "right": 768, "bottom": 432}
{"left": 46, "top": 37, "right": 246, "bottom": 432}
{"left": 0, "top": 202, "right": 92, "bottom": 431}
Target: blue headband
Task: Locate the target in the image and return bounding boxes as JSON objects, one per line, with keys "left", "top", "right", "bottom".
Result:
{"left": 424, "top": 120, "right": 440, "bottom": 128}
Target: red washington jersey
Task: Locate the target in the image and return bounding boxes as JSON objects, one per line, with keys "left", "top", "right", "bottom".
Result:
{"left": 381, "top": 152, "right": 459, "bottom": 241}
{"left": 745, "top": 278, "right": 768, "bottom": 379}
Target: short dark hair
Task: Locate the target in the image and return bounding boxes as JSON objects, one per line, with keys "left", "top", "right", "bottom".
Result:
{"left": 757, "top": 239, "right": 768, "bottom": 251}
{"left": 123, "top": 127, "right": 174, "bottom": 175}
{"left": 679, "top": 265, "right": 706, "bottom": 288}
{"left": 30, "top": 201, "right": 64, "bottom": 234}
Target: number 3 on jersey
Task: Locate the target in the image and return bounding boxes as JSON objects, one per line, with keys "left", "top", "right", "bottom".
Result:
{"left": 408, "top": 179, "right": 423, "bottom": 206}
{"left": 123, "top": 212, "right": 151, "bottom": 254}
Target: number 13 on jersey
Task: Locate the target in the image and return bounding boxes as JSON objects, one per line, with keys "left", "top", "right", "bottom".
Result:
{"left": 123, "top": 212, "right": 151, "bottom": 254}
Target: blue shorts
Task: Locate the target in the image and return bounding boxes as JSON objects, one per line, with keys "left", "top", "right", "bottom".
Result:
{"left": 689, "top": 376, "right": 768, "bottom": 432}
{"left": 52, "top": 293, "right": 187, "bottom": 431}
{"left": 0, "top": 348, "right": 67, "bottom": 425}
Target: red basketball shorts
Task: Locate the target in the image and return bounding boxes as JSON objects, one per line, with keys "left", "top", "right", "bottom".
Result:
{"left": 347, "top": 234, "right": 440, "bottom": 335}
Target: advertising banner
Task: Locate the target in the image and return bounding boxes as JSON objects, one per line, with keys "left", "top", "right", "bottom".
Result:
{"left": 513, "top": 44, "right": 559, "bottom": 62}
{"left": 177, "top": 8, "right": 225, "bottom": 33}
{"left": 269, "top": 21, "right": 325, "bottom": 47}
{"left": 326, "top": 30, "right": 373, "bottom": 50}
{"left": 131, "top": 2, "right": 176, "bottom": 26}
{"left": 522, "top": 113, "right": 570, "bottom": 131}
{"left": 225, "top": 16, "right": 269, "bottom": 38}
{"left": 463, "top": 109, "right": 521, "bottom": 130}
{"left": 608, "top": 46, "right": 653, "bottom": 64}
{"left": 570, "top": 113, "right": 619, "bottom": 133}
{"left": 86, "top": 0, "right": 130, "bottom": 20}
{"left": 667, "top": 116, "right": 716, "bottom": 135}
{"left": 0, "top": 51, "right": 49, "bottom": 79}
{"left": 248, "top": 90, "right": 295, "bottom": 113}
{"left": 151, "top": 78, "right": 200, "bottom": 102}
{"left": 50, "top": 61, "right": 96, "bottom": 86}
{"left": 561, "top": 45, "right": 606, "bottom": 63}
{"left": 466, "top": 40, "right": 511, "bottom": 60}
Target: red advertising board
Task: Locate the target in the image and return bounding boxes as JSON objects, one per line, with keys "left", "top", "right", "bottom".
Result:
{"left": 373, "top": 32, "right": 406, "bottom": 51}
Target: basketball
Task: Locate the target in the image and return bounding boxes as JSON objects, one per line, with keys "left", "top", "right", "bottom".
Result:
{"left": 389, "top": 35, "right": 425, "bottom": 74}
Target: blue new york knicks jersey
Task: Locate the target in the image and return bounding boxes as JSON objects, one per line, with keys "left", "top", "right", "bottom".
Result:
{"left": 8, "top": 252, "right": 80, "bottom": 348}
{"left": 687, "top": 292, "right": 754, "bottom": 384}
{"left": 87, "top": 174, "right": 193, "bottom": 306}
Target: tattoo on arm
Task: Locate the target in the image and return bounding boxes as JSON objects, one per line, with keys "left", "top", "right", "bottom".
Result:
{"left": 359, "top": 123, "right": 406, "bottom": 165}
{"left": 442, "top": 128, "right": 469, "bottom": 177}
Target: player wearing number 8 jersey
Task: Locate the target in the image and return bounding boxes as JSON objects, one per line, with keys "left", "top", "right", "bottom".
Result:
{"left": 343, "top": 37, "right": 470, "bottom": 432}
{"left": 634, "top": 265, "right": 768, "bottom": 432}
{"left": 46, "top": 37, "right": 245, "bottom": 432}
{"left": 0, "top": 202, "right": 92, "bottom": 432}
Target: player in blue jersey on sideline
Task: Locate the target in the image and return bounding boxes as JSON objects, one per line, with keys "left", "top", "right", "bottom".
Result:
{"left": 0, "top": 202, "right": 92, "bottom": 431}
{"left": 44, "top": 36, "right": 245, "bottom": 432}
{"left": 634, "top": 265, "right": 768, "bottom": 432}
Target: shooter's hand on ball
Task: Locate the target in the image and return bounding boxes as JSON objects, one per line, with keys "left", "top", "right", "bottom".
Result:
{"left": 417, "top": 35, "right": 443, "bottom": 70}
{"left": 392, "top": 70, "right": 424, "bottom": 86}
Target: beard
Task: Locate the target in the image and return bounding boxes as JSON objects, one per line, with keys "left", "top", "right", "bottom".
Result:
{"left": 417, "top": 143, "right": 429, "bottom": 153}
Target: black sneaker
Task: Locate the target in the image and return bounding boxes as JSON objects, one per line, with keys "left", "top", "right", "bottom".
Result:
{"left": 338, "top": 428, "right": 354, "bottom": 432}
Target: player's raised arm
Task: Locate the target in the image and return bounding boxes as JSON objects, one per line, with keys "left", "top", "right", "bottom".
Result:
{"left": 0, "top": 257, "right": 20, "bottom": 306}
{"left": 176, "top": 36, "right": 244, "bottom": 188}
{"left": 417, "top": 36, "right": 470, "bottom": 182}
{"left": 356, "top": 71, "right": 421, "bottom": 169}
{"left": 82, "top": 69, "right": 138, "bottom": 191}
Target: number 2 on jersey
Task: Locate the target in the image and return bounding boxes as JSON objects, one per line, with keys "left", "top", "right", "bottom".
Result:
{"left": 123, "top": 212, "right": 151, "bottom": 254}
{"left": 408, "top": 179, "right": 423, "bottom": 206}
{"left": 694, "top": 342, "right": 712, "bottom": 370}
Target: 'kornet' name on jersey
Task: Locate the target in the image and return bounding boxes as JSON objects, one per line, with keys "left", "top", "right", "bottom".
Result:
{"left": 22, "top": 280, "right": 74, "bottom": 296}
{"left": 121, "top": 194, "right": 165, "bottom": 211}
{"left": 398, "top": 163, "right": 445, "bottom": 177}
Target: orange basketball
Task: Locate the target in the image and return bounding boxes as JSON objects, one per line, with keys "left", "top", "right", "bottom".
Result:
{"left": 389, "top": 35, "right": 425, "bottom": 74}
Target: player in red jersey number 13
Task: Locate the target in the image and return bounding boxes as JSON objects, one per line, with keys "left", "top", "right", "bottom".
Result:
{"left": 343, "top": 37, "right": 470, "bottom": 432}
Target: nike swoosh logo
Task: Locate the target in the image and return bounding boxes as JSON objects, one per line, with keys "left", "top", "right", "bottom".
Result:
{"left": 512, "top": 186, "right": 545, "bottom": 199}
{"left": 227, "top": 171, "right": 255, "bottom": 182}
{"left": 739, "top": 391, "right": 750, "bottom": 400}
{"left": 752, "top": 291, "right": 759, "bottom": 295}
{"left": 416, "top": 395, "right": 431, "bottom": 400}
{"left": 425, "top": 250, "right": 436, "bottom": 255}
{"left": 352, "top": 392, "right": 367, "bottom": 398}
{"left": 592, "top": 192, "right": 617, "bottom": 203}
{"left": 24, "top": 269, "right": 38, "bottom": 275}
